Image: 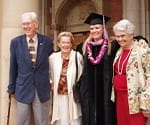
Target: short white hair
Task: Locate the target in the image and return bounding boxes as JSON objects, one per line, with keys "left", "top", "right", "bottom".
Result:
{"left": 113, "top": 19, "right": 135, "bottom": 34}
{"left": 21, "top": 12, "right": 38, "bottom": 21}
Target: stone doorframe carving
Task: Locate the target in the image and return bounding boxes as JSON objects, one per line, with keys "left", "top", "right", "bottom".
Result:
{"left": 52, "top": 0, "right": 102, "bottom": 33}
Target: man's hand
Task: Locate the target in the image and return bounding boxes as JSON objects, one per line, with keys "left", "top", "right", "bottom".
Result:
{"left": 8, "top": 93, "right": 14, "bottom": 100}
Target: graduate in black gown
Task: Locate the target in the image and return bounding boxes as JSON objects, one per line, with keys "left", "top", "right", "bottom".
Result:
{"left": 77, "top": 13, "right": 117, "bottom": 125}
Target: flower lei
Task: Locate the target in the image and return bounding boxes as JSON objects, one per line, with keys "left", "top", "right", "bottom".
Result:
{"left": 86, "top": 39, "right": 108, "bottom": 65}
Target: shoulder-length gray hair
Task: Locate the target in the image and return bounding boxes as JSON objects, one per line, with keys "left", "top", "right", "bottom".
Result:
{"left": 113, "top": 19, "right": 135, "bottom": 34}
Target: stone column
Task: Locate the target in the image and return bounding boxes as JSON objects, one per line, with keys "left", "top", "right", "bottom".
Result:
{"left": 0, "top": 0, "right": 40, "bottom": 124}
{"left": 145, "top": 0, "right": 150, "bottom": 42}
{"left": 123, "top": 0, "right": 146, "bottom": 36}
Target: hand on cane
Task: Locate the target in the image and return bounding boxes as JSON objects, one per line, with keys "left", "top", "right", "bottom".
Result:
{"left": 7, "top": 93, "right": 14, "bottom": 125}
{"left": 7, "top": 93, "right": 11, "bottom": 125}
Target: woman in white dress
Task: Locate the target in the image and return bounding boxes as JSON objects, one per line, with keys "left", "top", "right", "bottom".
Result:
{"left": 49, "top": 32, "right": 83, "bottom": 125}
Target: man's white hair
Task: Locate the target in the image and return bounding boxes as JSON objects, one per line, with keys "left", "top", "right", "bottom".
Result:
{"left": 21, "top": 12, "right": 38, "bottom": 21}
{"left": 113, "top": 19, "right": 135, "bottom": 34}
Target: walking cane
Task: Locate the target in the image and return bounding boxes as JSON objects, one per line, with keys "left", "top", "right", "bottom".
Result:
{"left": 7, "top": 94, "right": 11, "bottom": 125}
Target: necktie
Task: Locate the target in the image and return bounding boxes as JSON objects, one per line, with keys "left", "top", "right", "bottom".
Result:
{"left": 29, "top": 39, "right": 36, "bottom": 65}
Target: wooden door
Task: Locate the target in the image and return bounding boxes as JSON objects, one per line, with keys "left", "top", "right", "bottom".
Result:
{"left": 72, "top": 32, "right": 89, "bottom": 49}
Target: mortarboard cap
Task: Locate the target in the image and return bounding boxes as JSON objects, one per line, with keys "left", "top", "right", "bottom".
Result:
{"left": 84, "top": 12, "right": 110, "bottom": 25}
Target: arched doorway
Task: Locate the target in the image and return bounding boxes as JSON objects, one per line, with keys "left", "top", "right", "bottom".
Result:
{"left": 53, "top": 0, "right": 97, "bottom": 48}
{"left": 47, "top": 0, "right": 124, "bottom": 48}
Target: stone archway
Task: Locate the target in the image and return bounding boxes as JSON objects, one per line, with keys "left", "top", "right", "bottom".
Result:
{"left": 53, "top": 0, "right": 99, "bottom": 48}
{"left": 55, "top": 0, "right": 98, "bottom": 32}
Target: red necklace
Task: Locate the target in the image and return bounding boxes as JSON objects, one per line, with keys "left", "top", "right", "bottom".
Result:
{"left": 87, "top": 39, "right": 108, "bottom": 65}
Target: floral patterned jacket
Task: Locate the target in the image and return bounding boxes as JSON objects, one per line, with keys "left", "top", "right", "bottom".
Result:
{"left": 112, "top": 41, "right": 150, "bottom": 114}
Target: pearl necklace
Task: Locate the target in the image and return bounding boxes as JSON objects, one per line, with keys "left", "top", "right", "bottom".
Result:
{"left": 117, "top": 48, "right": 132, "bottom": 75}
{"left": 87, "top": 39, "right": 108, "bottom": 65}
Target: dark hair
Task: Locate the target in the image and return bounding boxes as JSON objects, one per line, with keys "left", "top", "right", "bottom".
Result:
{"left": 133, "top": 35, "right": 148, "bottom": 43}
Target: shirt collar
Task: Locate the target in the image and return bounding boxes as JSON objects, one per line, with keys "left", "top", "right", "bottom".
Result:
{"left": 27, "top": 34, "right": 38, "bottom": 43}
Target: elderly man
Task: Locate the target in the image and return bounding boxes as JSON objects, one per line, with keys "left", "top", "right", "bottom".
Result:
{"left": 7, "top": 12, "right": 53, "bottom": 125}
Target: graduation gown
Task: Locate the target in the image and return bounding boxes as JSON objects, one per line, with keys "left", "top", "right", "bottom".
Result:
{"left": 79, "top": 45, "right": 117, "bottom": 125}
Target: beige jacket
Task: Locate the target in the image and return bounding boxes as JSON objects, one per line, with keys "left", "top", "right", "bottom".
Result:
{"left": 112, "top": 42, "right": 150, "bottom": 114}
{"left": 49, "top": 50, "right": 83, "bottom": 123}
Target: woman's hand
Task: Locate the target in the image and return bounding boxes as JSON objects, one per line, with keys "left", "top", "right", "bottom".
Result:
{"left": 50, "top": 83, "right": 54, "bottom": 90}
{"left": 138, "top": 39, "right": 149, "bottom": 48}
{"left": 142, "top": 110, "right": 150, "bottom": 118}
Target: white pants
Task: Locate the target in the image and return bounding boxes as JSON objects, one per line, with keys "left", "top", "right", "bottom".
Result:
{"left": 55, "top": 95, "right": 81, "bottom": 125}
{"left": 17, "top": 91, "right": 50, "bottom": 125}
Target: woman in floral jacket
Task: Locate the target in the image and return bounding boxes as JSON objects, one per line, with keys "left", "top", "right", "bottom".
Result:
{"left": 112, "top": 19, "right": 150, "bottom": 125}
